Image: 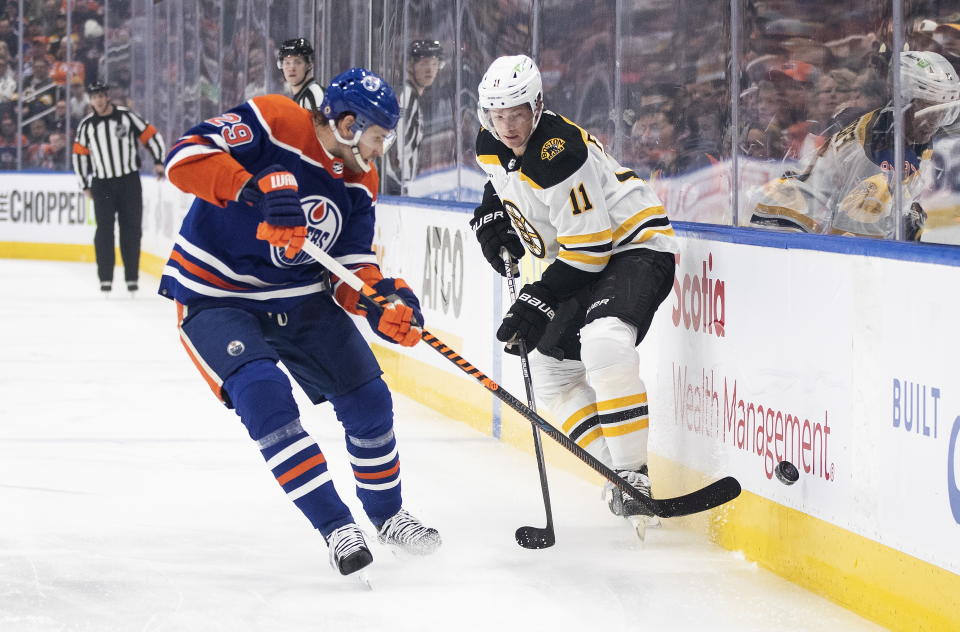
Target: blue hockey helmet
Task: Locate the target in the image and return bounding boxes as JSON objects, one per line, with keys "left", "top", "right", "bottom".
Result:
{"left": 321, "top": 68, "right": 400, "bottom": 132}
{"left": 321, "top": 68, "right": 399, "bottom": 172}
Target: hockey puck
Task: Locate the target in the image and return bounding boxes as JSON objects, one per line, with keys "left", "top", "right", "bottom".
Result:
{"left": 775, "top": 460, "right": 799, "bottom": 485}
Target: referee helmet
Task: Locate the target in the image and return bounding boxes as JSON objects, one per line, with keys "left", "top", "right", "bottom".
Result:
{"left": 277, "top": 38, "right": 314, "bottom": 69}
{"left": 86, "top": 80, "right": 111, "bottom": 94}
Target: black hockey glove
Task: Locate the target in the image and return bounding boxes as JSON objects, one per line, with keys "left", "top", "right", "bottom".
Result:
{"left": 470, "top": 206, "right": 525, "bottom": 276}
{"left": 904, "top": 202, "right": 927, "bottom": 241}
{"left": 496, "top": 282, "right": 557, "bottom": 349}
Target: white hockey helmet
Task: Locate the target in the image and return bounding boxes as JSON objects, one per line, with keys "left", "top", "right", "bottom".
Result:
{"left": 899, "top": 50, "right": 960, "bottom": 125}
{"left": 476, "top": 55, "right": 544, "bottom": 141}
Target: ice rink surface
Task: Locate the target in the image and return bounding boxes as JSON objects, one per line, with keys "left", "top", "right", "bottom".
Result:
{"left": 0, "top": 260, "right": 879, "bottom": 632}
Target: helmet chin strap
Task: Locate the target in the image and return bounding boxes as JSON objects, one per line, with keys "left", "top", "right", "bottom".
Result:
{"left": 328, "top": 120, "right": 372, "bottom": 172}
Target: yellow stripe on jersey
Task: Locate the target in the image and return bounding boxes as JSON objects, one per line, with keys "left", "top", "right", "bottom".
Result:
{"left": 518, "top": 170, "right": 543, "bottom": 190}
{"left": 600, "top": 418, "right": 650, "bottom": 436}
{"left": 557, "top": 229, "right": 613, "bottom": 246}
{"left": 575, "top": 426, "right": 604, "bottom": 449}
{"left": 597, "top": 392, "right": 648, "bottom": 411}
{"left": 635, "top": 226, "right": 676, "bottom": 242}
{"left": 612, "top": 206, "right": 666, "bottom": 242}
{"left": 559, "top": 114, "right": 604, "bottom": 151}
{"left": 558, "top": 250, "right": 611, "bottom": 266}
{"left": 753, "top": 204, "right": 820, "bottom": 232}
{"left": 562, "top": 402, "right": 598, "bottom": 434}
{"left": 477, "top": 154, "right": 501, "bottom": 166}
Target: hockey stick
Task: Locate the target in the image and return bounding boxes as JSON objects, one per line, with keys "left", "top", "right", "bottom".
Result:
{"left": 501, "top": 251, "right": 555, "bottom": 549}
{"left": 301, "top": 240, "right": 741, "bottom": 518}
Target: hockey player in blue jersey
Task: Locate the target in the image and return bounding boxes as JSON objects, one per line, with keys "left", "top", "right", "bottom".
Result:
{"left": 161, "top": 68, "right": 441, "bottom": 577}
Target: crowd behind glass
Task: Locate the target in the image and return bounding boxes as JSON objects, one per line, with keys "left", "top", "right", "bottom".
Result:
{"left": 4, "top": 0, "right": 960, "bottom": 244}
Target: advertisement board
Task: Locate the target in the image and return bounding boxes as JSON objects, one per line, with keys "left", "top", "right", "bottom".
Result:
{"left": 639, "top": 235, "right": 960, "bottom": 575}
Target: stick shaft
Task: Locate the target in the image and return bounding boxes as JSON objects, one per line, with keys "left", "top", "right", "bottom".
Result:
{"left": 502, "top": 254, "right": 554, "bottom": 531}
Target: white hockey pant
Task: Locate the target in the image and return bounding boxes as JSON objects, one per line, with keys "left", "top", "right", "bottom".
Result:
{"left": 529, "top": 317, "right": 649, "bottom": 471}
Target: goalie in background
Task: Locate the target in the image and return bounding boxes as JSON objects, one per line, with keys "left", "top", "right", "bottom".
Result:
{"left": 469, "top": 55, "right": 678, "bottom": 527}
{"left": 747, "top": 50, "right": 960, "bottom": 241}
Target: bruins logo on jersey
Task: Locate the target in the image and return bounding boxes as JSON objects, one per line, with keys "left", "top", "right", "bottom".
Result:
{"left": 540, "top": 137, "right": 566, "bottom": 161}
{"left": 502, "top": 199, "right": 545, "bottom": 258}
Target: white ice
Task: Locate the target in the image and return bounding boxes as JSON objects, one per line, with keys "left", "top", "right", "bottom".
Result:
{"left": 0, "top": 260, "right": 879, "bottom": 632}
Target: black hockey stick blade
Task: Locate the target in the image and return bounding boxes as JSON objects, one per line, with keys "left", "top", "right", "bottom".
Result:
{"left": 515, "top": 525, "right": 556, "bottom": 549}
{"left": 640, "top": 475, "right": 741, "bottom": 518}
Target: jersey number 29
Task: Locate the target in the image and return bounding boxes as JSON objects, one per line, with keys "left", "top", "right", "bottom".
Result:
{"left": 205, "top": 113, "right": 254, "bottom": 147}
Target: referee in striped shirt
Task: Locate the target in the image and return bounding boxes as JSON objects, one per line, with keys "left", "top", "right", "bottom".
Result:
{"left": 72, "top": 81, "right": 166, "bottom": 295}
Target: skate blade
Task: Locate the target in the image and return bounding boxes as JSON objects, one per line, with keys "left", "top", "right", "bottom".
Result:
{"left": 356, "top": 569, "right": 373, "bottom": 590}
{"left": 628, "top": 516, "right": 647, "bottom": 543}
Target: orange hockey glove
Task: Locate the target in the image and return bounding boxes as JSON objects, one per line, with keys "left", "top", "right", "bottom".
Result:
{"left": 333, "top": 266, "right": 422, "bottom": 347}
{"left": 241, "top": 164, "right": 306, "bottom": 258}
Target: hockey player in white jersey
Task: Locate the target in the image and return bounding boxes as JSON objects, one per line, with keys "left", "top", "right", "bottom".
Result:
{"left": 749, "top": 50, "right": 960, "bottom": 239}
{"left": 469, "top": 55, "right": 678, "bottom": 525}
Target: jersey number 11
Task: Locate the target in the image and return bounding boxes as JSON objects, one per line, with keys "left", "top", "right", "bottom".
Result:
{"left": 569, "top": 183, "right": 593, "bottom": 215}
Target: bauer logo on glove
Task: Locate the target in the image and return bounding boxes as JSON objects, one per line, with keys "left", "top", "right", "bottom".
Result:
{"left": 497, "top": 282, "right": 557, "bottom": 348}
{"left": 516, "top": 291, "right": 555, "bottom": 320}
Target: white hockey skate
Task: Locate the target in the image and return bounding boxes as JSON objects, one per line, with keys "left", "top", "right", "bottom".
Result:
{"left": 377, "top": 508, "right": 441, "bottom": 555}
{"left": 602, "top": 465, "right": 661, "bottom": 540}
{"left": 325, "top": 523, "right": 374, "bottom": 577}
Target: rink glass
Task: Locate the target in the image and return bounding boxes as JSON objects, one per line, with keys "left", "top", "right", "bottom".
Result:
{"left": 5, "top": 0, "right": 960, "bottom": 244}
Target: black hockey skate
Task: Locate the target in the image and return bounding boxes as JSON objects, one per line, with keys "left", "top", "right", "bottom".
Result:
{"left": 377, "top": 508, "right": 441, "bottom": 555}
{"left": 325, "top": 523, "right": 373, "bottom": 575}
{"left": 603, "top": 465, "right": 660, "bottom": 541}
{"left": 603, "top": 465, "right": 658, "bottom": 518}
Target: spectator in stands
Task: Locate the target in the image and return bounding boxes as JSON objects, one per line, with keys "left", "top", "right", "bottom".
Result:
{"left": 0, "top": 18, "right": 17, "bottom": 59}
{"left": 51, "top": 99, "right": 67, "bottom": 133}
{"left": 68, "top": 79, "right": 89, "bottom": 125}
{"left": 23, "top": 58, "right": 58, "bottom": 104}
{"left": 843, "top": 73, "right": 887, "bottom": 114}
{"left": 244, "top": 46, "right": 266, "bottom": 101}
{"left": 43, "top": 131, "right": 66, "bottom": 169}
{"left": 26, "top": 116, "right": 49, "bottom": 146}
{"left": 767, "top": 62, "right": 817, "bottom": 160}
{"left": 627, "top": 107, "right": 680, "bottom": 180}
{"left": 792, "top": 69, "right": 859, "bottom": 166}
{"left": 740, "top": 80, "right": 787, "bottom": 160}
{"left": 49, "top": 40, "right": 85, "bottom": 87}
{"left": 0, "top": 112, "right": 25, "bottom": 147}
{"left": 813, "top": 69, "right": 858, "bottom": 128}
{"left": 0, "top": 54, "right": 15, "bottom": 102}
{"left": 25, "top": 116, "right": 51, "bottom": 168}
